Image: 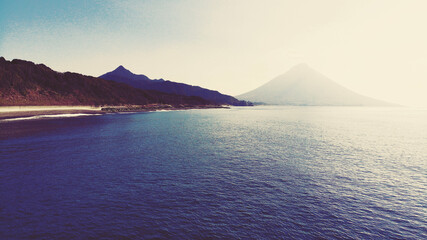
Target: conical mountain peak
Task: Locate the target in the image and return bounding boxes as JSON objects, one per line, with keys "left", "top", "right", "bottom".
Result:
{"left": 237, "top": 64, "right": 391, "bottom": 106}
{"left": 286, "top": 63, "right": 319, "bottom": 75}
{"left": 113, "top": 65, "right": 132, "bottom": 73}
{"left": 104, "top": 65, "right": 137, "bottom": 79}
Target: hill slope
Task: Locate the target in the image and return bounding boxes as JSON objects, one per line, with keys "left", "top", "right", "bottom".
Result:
{"left": 0, "top": 57, "right": 210, "bottom": 106}
{"left": 238, "top": 64, "right": 391, "bottom": 106}
{"left": 99, "top": 66, "right": 252, "bottom": 106}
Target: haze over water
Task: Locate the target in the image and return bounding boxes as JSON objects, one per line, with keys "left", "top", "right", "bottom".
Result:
{"left": 1, "top": 106, "right": 426, "bottom": 239}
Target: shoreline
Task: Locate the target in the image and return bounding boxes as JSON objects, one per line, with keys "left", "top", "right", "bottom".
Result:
{"left": 0, "top": 105, "right": 229, "bottom": 121}
{"left": 0, "top": 106, "right": 103, "bottom": 120}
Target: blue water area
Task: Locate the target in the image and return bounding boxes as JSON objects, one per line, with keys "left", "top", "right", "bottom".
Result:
{"left": 1, "top": 106, "right": 426, "bottom": 239}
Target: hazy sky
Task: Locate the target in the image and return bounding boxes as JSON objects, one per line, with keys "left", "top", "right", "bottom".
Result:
{"left": 1, "top": 0, "right": 426, "bottom": 106}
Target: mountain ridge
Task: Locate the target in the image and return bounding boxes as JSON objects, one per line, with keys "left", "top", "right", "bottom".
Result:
{"left": 0, "top": 57, "right": 211, "bottom": 106}
{"left": 99, "top": 66, "right": 252, "bottom": 106}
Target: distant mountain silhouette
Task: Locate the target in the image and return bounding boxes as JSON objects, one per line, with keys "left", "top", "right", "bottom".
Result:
{"left": 99, "top": 66, "right": 252, "bottom": 106}
{"left": 0, "top": 57, "right": 211, "bottom": 106}
{"left": 238, "top": 63, "right": 392, "bottom": 106}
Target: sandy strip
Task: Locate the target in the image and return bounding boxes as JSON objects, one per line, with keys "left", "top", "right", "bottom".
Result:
{"left": 0, "top": 106, "right": 101, "bottom": 112}
{"left": 0, "top": 106, "right": 103, "bottom": 120}
{"left": 0, "top": 105, "right": 229, "bottom": 121}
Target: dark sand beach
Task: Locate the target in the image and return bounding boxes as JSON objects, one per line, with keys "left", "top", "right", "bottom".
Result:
{"left": 0, "top": 105, "right": 228, "bottom": 121}
{"left": 0, "top": 106, "right": 103, "bottom": 120}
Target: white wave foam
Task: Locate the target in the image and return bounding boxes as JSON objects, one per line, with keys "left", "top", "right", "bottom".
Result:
{"left": 117, "top": 112, "right": 139, "bottom": 114}
{"left": 155, "top": 110, "right": 173, "bottom": 112}
{"left": 1, "top": 113, "right": 102, "bottom": 122}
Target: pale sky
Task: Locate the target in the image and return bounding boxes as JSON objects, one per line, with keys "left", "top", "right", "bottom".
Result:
{"left": 1, "top": 0, "right": 426, "bottom": 106}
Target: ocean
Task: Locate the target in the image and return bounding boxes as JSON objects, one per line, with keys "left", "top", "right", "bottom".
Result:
{"left": 1, "top": 106, "right": 426, "bottom": 239}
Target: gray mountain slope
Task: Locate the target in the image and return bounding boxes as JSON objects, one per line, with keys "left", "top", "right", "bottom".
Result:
{"left": 237, "top": 64, "right": 391, "bottom": 106}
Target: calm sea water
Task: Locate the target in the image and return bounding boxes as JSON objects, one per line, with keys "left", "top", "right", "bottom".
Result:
{"left": 1, "top": 106, "right": 426, "bottom": 239}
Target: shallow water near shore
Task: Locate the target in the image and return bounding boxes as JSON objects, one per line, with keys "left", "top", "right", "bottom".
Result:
{"left": 0, "top": 113, "right": 102, "bottom": 122}
{"left": 1, "top": 106, "right": 426, "bottom": 239}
